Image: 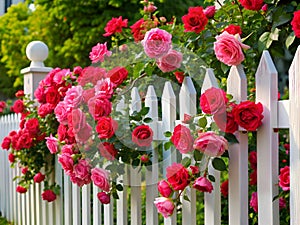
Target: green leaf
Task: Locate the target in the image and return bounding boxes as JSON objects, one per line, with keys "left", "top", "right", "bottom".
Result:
{"left": 224, "top": 133, "right": 239, "bottom": 144}
{"left": 112, "top": 191, "right": 119, "bottom": 199}
{"left": 181, "top": 157, "right": 191, "bottom": 168}
{"left": 132, "top": 158, "right": 140, "bottom": 168}
{"left": 116, "top": 184, "right": 123, "bottom": 191}
{"left": 258, "top": 32, "right": 272, "bottom": 52}
{"left": 208, "top": 174, "right": 215, "bottom": 182}
{"left": 193, "top": 150, "right": 203, "bottom": 161}
{"left": 198, "top": 116, "right": 207, "bottom": 128}
{"left": 143, "top": 117, "right": 153, "bottom": 123}
{"left": 286, "top": 32, "right": 296, "bottom": 49}
{"left": 164, "top": 131, "right": 172, "bottom": 138}
{"left": 183, "top": 194, "right": 190, "bottom": 202}
{"left": 212, "top": 157, "right": 227, "bottom": 171}
{"left": 140, "top": 107, "right": 150, "bottom": 116}
{"left": 164, "top": 141, "right": 173, "bottom": 150}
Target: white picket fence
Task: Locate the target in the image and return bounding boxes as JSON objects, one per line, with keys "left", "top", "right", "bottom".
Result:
{"left": 0, "top": 46, "right": 300, "bottom": 225}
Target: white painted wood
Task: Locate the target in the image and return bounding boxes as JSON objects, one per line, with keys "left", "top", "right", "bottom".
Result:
{"left": 92, "top": 183, "right": 102, "bottom": 225}
{"left": 227, "top": 65, "right": 249, "bottom": 225}
{"left": 72, "top": 183, "right": 81, "bottom": 225}
{"left": 64, "top": 173, "right": 72, "bottom": 225}
{"left": 48, "top": 201, "right": 54, "bottom": 225}
{"left": 255, "top": 50, "right": 279, "bottom": 225}
{"left": 35, "top": 183, "right": 42, "bottom": 225}
{"left": 41, "top": 182, "right": 48, "bottom": 225}
{"left": 116, "top": 166, "right": 128, "bottom": 225}
{"left": 82, "top": 184, "right": 91, "bottom": 225}
{"left": 55, "top": 159, "right": 63, "bottom": 225}
{"left": 202, "top": 68, "right": 219, "bottom": 92}
{"left": 277, "top": 100, "right": 289, "bottom": 129}
{"left": 103, "top": 196, "right": 114, "bottom": 225}
{"left": 289, "top": 45, "right": 300, "bottom": 225}
{"left": 30, "top": 184, "right": 36, "bottom": 225}
{"left": 22, "top": 191, "right": 27, "bottom": 225}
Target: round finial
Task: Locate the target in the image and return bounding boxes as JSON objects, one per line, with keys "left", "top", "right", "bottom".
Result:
{"left": 26, "top": 41, "right": 49, "bottom": 67}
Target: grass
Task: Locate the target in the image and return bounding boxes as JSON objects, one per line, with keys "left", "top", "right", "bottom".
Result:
{"left": 0, "top": 216, "right": 11, "bottom": 225}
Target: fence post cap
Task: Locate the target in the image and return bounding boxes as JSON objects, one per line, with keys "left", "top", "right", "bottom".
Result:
{"left": 26, "top": 41, "right": 49, "bottom": 67}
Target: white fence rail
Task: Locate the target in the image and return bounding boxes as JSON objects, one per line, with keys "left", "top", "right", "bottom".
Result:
{"left": 1, "top": 46, "right": 300, "bottom": 224}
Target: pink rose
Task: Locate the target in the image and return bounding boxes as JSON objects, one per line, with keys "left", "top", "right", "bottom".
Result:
{"left": 58, "top": 154, "right": 74, "bottom": 175}
{"left": 200, "top": 87, "right": 228, "bottom": 115}
{"left": 73, "top": 159, "right": 91, "bottom": 181}
{"left": 34, "top": 172, "right": 46, "bottom": 183}
{"left": 141, "top": 28, "right": 172, "bottom": 58}
{"left": 97, "top": 192, "right": 111, "bottom": 204}
{"left": 278, "top": 166, "right": 290, "bottom": 191}
{"left": 170, "top": 124, "right": 194, "bottom": 154}
{"left": 193, "top": 176, "right": 213, "bottom": 193}
{"left": 88, "top": 96, "right": 112, "bottom": 120}
{"left": 203, "top": 6, "right": 216, "bottom": 18}
{"left": 154, "top": 197, "right": 175, "bottom": 218}
{"left": 64, "top": 86, "right": 83, "bottom": 109}
{"left": 42, "top": 189, "right": 57, "bottom": 202}
{"left": 132, "top": 125, "right": 153, "bottom": 147}
{"left": 46, "top": 134, "right": 59, "bottom": 154}
{"left": 156, "top": 49, "right": 182, "bottom": 72}
{"left": 75, "top": 123, "right": 93, "bottom": 143}
{"left": 250, "top": 192, "right": 258, "bottom": 213}
{"left": 193, "top": 131, "right": 228, "bottom": 157}
{"left": 214, "top": 31, "right": 250, "bottom": 66}
{"left": 166, "top": 163, "right": 190, "bottom": 191}
{"left": 61, "top": 144, "right": 74, "bottom": 155}
{"left": 53, "top": 68, "right": 71, "bottom": 85}
{"left": 95, "top": 78, "right": 114, "bottom": 99}
{"left": 54, "top": 101, "right": 70, "bottom": 125}
{"left": 91, "top": 168, "right": 110, "bottom": 192}
{"left": 78, "top": 66, "right": 107, "bottom": 86}
{"left": 213, "top": 110, "right": 238, "bottom": 134}
{"left": 70, "top": 108, "right": 86, "bottom": 133}
{"left": 157, "top": 180, "right": 173, "bottom": 198}
{"left": 279, "top": 197, "right": 286, "bottom": 210}
{"left": 89, "top": 42, "right": 112, "bottom": 63}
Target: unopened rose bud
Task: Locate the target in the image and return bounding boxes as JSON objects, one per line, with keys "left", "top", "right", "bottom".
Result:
{"left": 204, "top": 6, "right": 216, "bottom": 19}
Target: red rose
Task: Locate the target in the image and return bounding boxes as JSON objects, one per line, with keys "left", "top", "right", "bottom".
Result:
{"left": 103, "top": 16, "right": 128, "bottom": 37}
{"left": 248, "top": 151, "right": 257, "bottom": 170}
{"left": 97, "top": 192, "right": 110, "bottom": 204}
{"left": 96, "top": 117, "right": 118, "bottom": 139}
{"left": 182, "top": 7, "right": 208, "bottom": 34}
{"left": 34, "top": 172, "right": 46, "bottom": 183}
{"left": 16, "top": 185, "right": 27, "bottom": 194}
{"left": 193, "top": 176, "right": 213, "bottom": 193}
{"left": 1, "top": 136, "right": 11, "bottom": 150}
{"left": 45, "top": 86, "right": 60, "bottom": 105}
{"left": 174, "top": 71, "right": 185, "bottom": 84}
{"left": 15, "top": 90, "right": 24, "bottom": 98}
{"left": 200, "top": 87, "right": 228, "bottom": 115}
{"left": 220, "top": 179, "right": 229, "bottom": 197}
{"left": 213, "top": 111, "right": 238, "bottom": 133}
{"left": 17, "top": 131, "right": 33, "bottom": 149}
{"left": 107, "top": 66, "right": 128, "bottom": 87}
{"left": 157, "top": 180, "right": 173, "bottom": 198}
{"left": 292, "top": 10, "right": 300, "bottom": 38}
{"left": 166, "top": 163, "right": 190, "bottom": 191}
{"left": 38, "top": 103, "right": 54, "bottom": 118}
{"left": 189, "top": 165, "right": 199, "bottom": 175}
{"left": 88, "top": 96, "right": 112, "bottom": 121}
{"left": 249, "top": 170, "right": 257, "bottom": 186}
{"left": 24, "top": 118, "right": 40, "bottom": 136}
{"left": 42, "top": 189, "right": 57, "bottom": 202}
{"left": 12, "top": 99, "right": 24, "bottom": 113}
{"left": 132, "top": 125, "right": 153, "bottom": 147}
{"left": 170, "top": 124, "right": 194, "bottom": 154}
{"left": 223, "top": 24, "right": 242, "bottom": 35}
{"left": 8, "top": 153, "right": 15, "bottom": 163}
{"left": 75, "top": 123, "right": 93, "bottom": 143}
{"left": 278, "top": 166, "right": 290, "bottom": 191}
{"left": 232, "top": 101, "right": 264, "bottom": 131}
{"left": 239, "top": 0, "right": 264, "bottom": 11}
{"left": 78, "top": 66, "right": 107, "bottom": 86}
{"left": 99, "top": 142, "right": 118, "bottom": 161}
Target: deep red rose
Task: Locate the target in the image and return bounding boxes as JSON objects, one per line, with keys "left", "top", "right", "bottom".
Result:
{"left": 15, "top": 90, "right": 24, "bottom": 98}
{"left": 38, "top": 103, "right": 54, "bottom": 118}
{"left": 17, "top": 131, "right": 33, "bottom": 149}
{"left": 193, "top": 176, "right": 213, "bottom": 193}
{"left": 239, "top": 0, "right": 264, "bottom": 11}
{"left": 166, "top": 163, "right": 190, "bottom": 191}
{"left": 182, "top": 6, "right": 208, "bottom": 34}
{"left": 34, "top": 172, "right": 46, "bottom": 183}
{"left": 232, "top": 101, "right": 264, "bottom": 131}
{"left": 24, "top": 118, "right": 40, "bottom": 136}
{"left": 8, "top": 153, "right": 15, "bottom": 163}
{"left": 12, "top": 99, "right": 24, "bottom": 113}
{"left": 103, "top": 16, "right": 128, "bottom": 37}
{"left": 99, "top": 142, "right": 118, "bottom": 161}
{"left": 1, "top": 136, "right": 11, "bottom": 150}
{"left": 220, "top": 179, "right": 229, "bottom": 197}
{"left": 292, "top": 10, "right": 300, "bottom": 38}
{"left": 223, "top": 24, "right": 242, "bottom": 35}
{"left": 45, "top": 86, "right": 60, "bottom": 105}
{"left": 157, "top": 180, "right": 173, "bottom": 198}
{"left": 189, "top": 165, "right": 199, "bottom": 175}
{"left": 278, "top": 166, "right": 290, "bottom": 191}
{"left": 130, "top": 18, "right": 147, "bottom": 42}
{"left": 213, "top": 111, "right": 238, "bottom": 134}
{"left": 248, "top": 151, "right": 257, "bottom": 170}
{"left": 170, "top": 124, "right": 194, "bottom": 154}
{"left": 107, "top": 66, "right": 128, "bottom": 87}
{"left": 200, "top": 87, "right": 228, "bottom": 115}
{"left": 249, "top": 170, "right": 257, "bottom": 186}
{"left": 16, "top": 185, "right": 27, "bottom": 194}
{"left": 21, "top": 167, "right": 28, "bottom": 175}
{"left": 96, "top": 117, "right": 118, "bottom": 139}
{"left": 42, "top": 189, "right": 57, "bottom": 202}
{"left": 97, "top": 192, "right": 110, "bottom": 204}
{"left": 174, "top": 71, "right": 185, "bottom": 84}
{"left": 132, "top": 125, "right": 153, "bottom": 147}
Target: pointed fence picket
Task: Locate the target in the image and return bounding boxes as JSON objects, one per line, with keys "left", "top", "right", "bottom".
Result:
{"left": 2, "top": 47, "right": 300, "bottom": 225}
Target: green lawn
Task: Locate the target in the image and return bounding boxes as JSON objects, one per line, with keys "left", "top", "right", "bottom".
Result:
{"left": 0, "top": 216, "right": 10, "bottom": 225}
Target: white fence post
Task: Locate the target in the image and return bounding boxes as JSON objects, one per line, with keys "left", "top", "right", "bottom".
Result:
{"left": 289, "top": 45, "right": 300, "bottom": 225}
{"left": 255, "top": 50, "right": 279, "bottom": 225}
{"left": 227, "top": 65, "right": 249, "bottom": 225}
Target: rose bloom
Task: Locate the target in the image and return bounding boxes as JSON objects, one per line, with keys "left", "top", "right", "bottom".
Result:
{"left": 214, "top": 31, "right": 250, "bottom": 66}
{"left": 220, "top": 179, "right": 229, "bottom": 197}
{"left": 42, "top": 189, "right": 57, "bottom": 202}
{"left": 78, "top": 66, "right": 107, "bottom": 86}
{"left": 45, "top": 134, "right": 59, "bottom": 154}
{"left": 34, "top": 172, "right": 46, "bottom": 183}
{"left": 88, "top": 96, "right": 112, "bottom": 120}
{"left": 279, "top": 197, "right": 287, "bottom": 210}
{"left": 213, "top": 111, "right": 238, "bottom": 134}
{"left": 189, "top": 165, "right": 199, "bottom": 175}
{"left": 97, "top": 192, "right": 110, "bottom": 204}
{"left": 8, "top": 153, "right": 15, "bottom": 163}
{"left": 200, "top": 87, "right": 228, "bottom": 115}
{"left": 223, "top": 24, "right": 242, "bottom": 35}
{"left": 38, "top": 103, "right": 54, "bottom": 118}
{"left": 203, "top": 6, "right": 216, "bottom": 19}
{"left": 75, "top": 123, "right": 93, "bottom": 143}
{"left": 73, "top": 159, "right": 91, "bottom": 181}
{"left": 96, "top": 117, "right": 118, "bottom": 139}
{"left": 91, "top": 168, "right": 110, "bottom": 192}
{"left": 1, "top": 136, "right": 11, "bottom": 150}
{"left": 58, "top": 154, "right": 74, "bottom": 176}
{"left": 0, "top": 101, "right": 6, "bottom": 113}
{"left": 54, "top": 101, "right": 70, "bottom": 125}
{"left": 193, "top": 176, "right": 213, "bottom": 193}
{"left": 170, "top": 124, "right": 194, "bottom": 154}
{"left": 291, "top": 10, "right": 300, "bottom": 38}
{"left": 154, "top": 197, "right": 175, "bottom": 218}
{"left": 45, "top": 86, "right": 60, "bottom": 106}
{"left": 166, "top": 163, "right": 190, "bottom": 191}
{"left": 141, "top": 28, "right": 172, "bottom": 58}
{"left": 132, "top": 125, "right": 153, "bottom": 147}
{"left": 34, "top": 82, "right": 46, "bottom": 103}
{"left": 232, "top": 101, "right": 264, "bottom": 131}
{"left": 16, "top": 185, "right": 27, "bottom": 194}
{"left": 95, "top": 78, "right": 114, "bottom": 99}
{"left": 278, "top": 166, "right": 290, "bottom": 191}
{"left": 140, "top": 154, "right": 150, "bottom": 163}
{"left": 70, "top": 108, "right": 86, "bottom": 133}
{"left": 24, "top": 118, "right": 40, "bottom": 136}
{"left": 107, "top": 66, "right": 128, "bottom": 87}
{"left": 12, "top": 99, "right": 24, "bottom": 113}
{"left": 156, "top": 49, "right": 182, "bottom": 72}
{"left": 250, "top": 192, "right": 258, "bottom": 213}
{"left": 15, "top": 90, "right": 24, "bottom": 98}
{"left": 157, "top": 180, "right": 173, "bottom": 198}
{"left": 174, "top": 71, "right": 185, "bottom": 84}
{"left": 130, "top": 18, "right": 158, "bottom": 42}
{"left": 248, "top": 151, "right": 257, "bottom": 170}
{"left": 64, "top": 86, "right": 83, "bottom": 109}
{"left": 249, "top": 170, "right": 257, "bottom": 186}
{"left": 53, "top": 68, "right": 71, "bottom": 85}
{"left": 99, "top": 142, "right": 118, "bottom": 161}
{"left": 193, "top": 131, "right": 228, "bottom": 157}
{"left": 239, "top": 0, "right": 264, "bottom": 11}
{"left": 89, "top": 42, "right": 112, "bottom": 63}
{"left": 182, "top": 6, "right": 208, "bottom": 34}
{"left": 103, "top": 16, "right": 128, "bottom": 37}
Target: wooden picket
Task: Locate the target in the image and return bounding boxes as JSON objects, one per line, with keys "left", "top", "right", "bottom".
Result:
{"left": 1, "top": 47, "right": 300, "bottom": 225}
